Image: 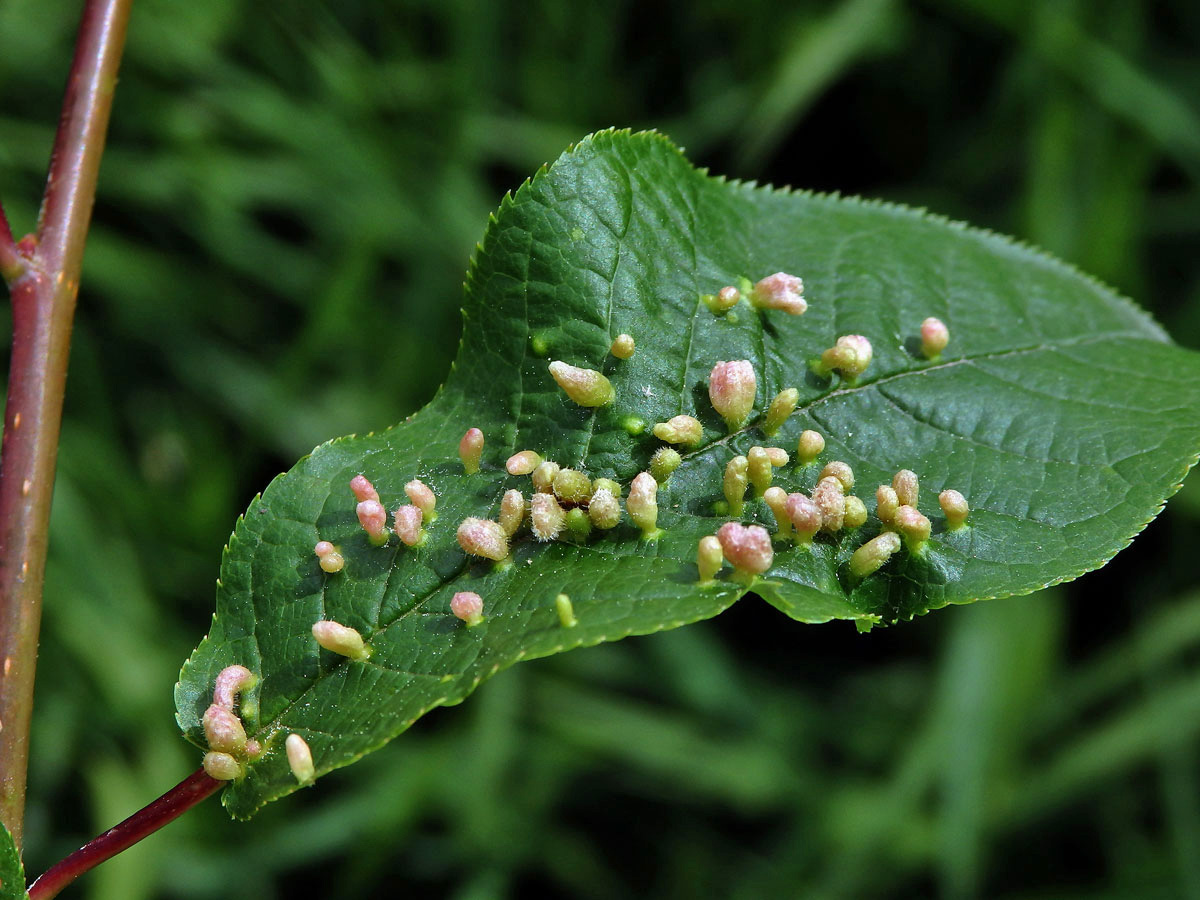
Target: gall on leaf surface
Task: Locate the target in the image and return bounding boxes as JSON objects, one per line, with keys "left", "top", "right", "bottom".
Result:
{"left": 176, "top": 130, "right": 1200, "bottom": 818}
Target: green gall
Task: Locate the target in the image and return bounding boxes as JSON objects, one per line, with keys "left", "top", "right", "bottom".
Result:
{"left": 553, "top": 468, "right": 593, "bottom": 504}
{"left": 921, "top": 317, "right": 949, "bottom": 359}
{"left": 844, "top": 495, "right": 868, "bottom": 528}
{"left": 763, "top": 486, "right": 791, "bottom": 538}
{"left": 697, "top": 535, "right": 724, "bottom": 585}
{"left": 763, "top": 388, "right": 799, "bottom": 437}
{"left": 203, "top": 751, "right": 244, "bottom": 782}
{"left": 627, "top": 472, "right": 660, "bottom": 538}
{"left": 702, "top": 285, "right": 741, "bottom": 314}
{"left": 312, "top": 620, "right": 372, "bottom": 661}
{"left": 652, "top": 414, "right": 703, "bottom": 446}
{"left": 895, "top": 504, "right": 932, "bottom": 552}
{"left": 555, "top": 593, "right": 578, "bottom": 628}
{"left": 709, "top": 360, "right": 757, "bottom": 432}
{"left": 849, "top": 531, "right": 902, "bottom": 578}
{"left": 450, "top": 591, "right": 485, "bottom": 627}
{"left": 548, "top": 360, "right": 615, "bottom": 407}
{"left": 621, "top": 416, "right": 646, "bottom": 436}
{"left": 650, "top": 447, "right": 682, "bottom": 483}
{"left": 285, "top": 734, "right": 315, "bottom": 786}
{"left": 723, "top": 456, "right": 749, "bottom": 517}
{"left": 764, "top": 447, "right": 789, "bottom": 466}
{"left": 314, "top": 541, "right": 344, "bottom": 574}
{"left": 499, "top": 489, "right": 526, "bottom": 536}
{"left": 819, "top": 460, "right": 855, "bottom": 491}
{"left": 748, "top": 447, "right": 773, "bottom": 495}
{"left": 797, "top": 429, "right": 825, "bottom": 464}
{"left": 875, "top": 485, "right": 900, "bottom": 527}
{"left": 592, "top": 477, "right": 622, "bottom": 498}
{"left": 588, "top": 488, "right": 621, "bottom": 529}
{"left": 610, "top": 333, "right": 635, "bottom": 359}
{"left": 939, "top": 489, "right": 969, "bottom": 529}
{"left": 564, "top": 507, "right": 593, "bottom": 541}
{"left": 531, "top": 460, "right": 561, "bottom": 493}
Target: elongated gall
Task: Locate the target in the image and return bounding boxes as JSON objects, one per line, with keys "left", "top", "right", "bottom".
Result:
{"left": 459, "top": 427, "right": 485, "bottom": 474}
{"left": 697, "top": 535, "right": 724, "bottom": 584}
{"left": 555, "top": 593, "right": 578, "bottom": 628}
{"left": 724, "top": 455, "right": 749, "bottom": 516}
{"left": 939, "top": 489, "right": 970, "bottom": 529}
{"left": 549, "top": 360, "right": 615, "bottom": 407}
{"left": 213, "top": 665, "right": 256, "bottom": 710}
{"left": 393, "top": 505, "right": 425, "bottom": 547}
{"left": 203, "top": 704, "right": 247, "bottom": 755}
{"left": 748, "top": 447, "right": 773, "bottom": 495}
{"left": 895, "top": 504, "right": 932, "bottom": 552}
{"left": 893, "top": 469, "right": 919, "bottom": 507}
{"left": 286, "top": 734, "right": 315, "bottom": 785}
{"left": 531, "top": 460, "right": 561, "bottom": 494}
{"left": 588, "top": 488, "right": 621, "bottom": 529}
{"left": 500, "top": 489, "right": 526, "bottom": 536}
{"left": 450, "top": 591, "right": 485, "bottom": 627}
{"left": 749, "top": 272, "right": 807, "bottom": 315}
{"left": 203, "top": 751, "right": 244, "bottom": 782}
{"left": 844, "top": 495, "right": 868, "bottom": 528}
{"left": 507, "top": 450, "right": 543, "bottom": 476}
{"left": 653, "top": 414, "right": 703, "bottom": 446}
{"left": 797, "top": 430, "right": 825, "bottom": 465}
{"left": 314, "top": 541, "right": 344, "bottom": 573}
{"left": 921, "top": 317, "right": 949, "bottom": 358}
{"left": 553, "top": 468, "right": 593, "bottom": 504}
{"left": 876, "top": 485, "right": 900, "bottom": 526}
{"left": 763, "top": 388, "right": 799, "bottom": 437}
{"left": 531, "top": 493, "right": 566, "bottom": 541}
{"left": 350, "top": 475, "right": 379, "bottom": 504}
{"left": 850, "top": 531, "right": 902, "bottom": 578}
{"left": 627, "top": 472, "right": 660, "bottom": 537}
{"left": 611, "top": 334, "right": 636, "bottom": 359}
{"left": 312, "top": 620, "right": 372, "bottom": 660}
{"left": 709, "top": 360, "right": 757, "bottom": 431}
{"left": 716, "top": 522, "right": 773, "bottom": 576}
{"left": 404, "top": 479, "right": 437, "bottom": 520}
{"left": 650, "top": 447, "right": 682, "bottom": 484}
{"left": 764, "top": 486, "right": 791, "bottom": 537}
{"left": 457, "top": 517, "right": 510, "bottom": 561}
{"left": 812, "top": 476, "right": 846, "bottom": 532}
{"left": 785, "top": 493, "right": 822, "bottom": 543}
{"left": 357, "top": 499, "right": 389, "bottom": 546}
{"left": 820, "top": 460, "right": 855, "bottom": 491}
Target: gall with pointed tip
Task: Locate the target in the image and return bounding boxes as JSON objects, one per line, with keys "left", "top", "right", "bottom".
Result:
{"left": 548, "top": 360, "right": 615, "bottom": 407}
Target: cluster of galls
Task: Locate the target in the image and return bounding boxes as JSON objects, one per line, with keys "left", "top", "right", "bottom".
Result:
{"left": 313, "top": 473, "right": 441, "bottom": 572}
{"left": 200, "top": 665, "right": 317, "bottom": 788}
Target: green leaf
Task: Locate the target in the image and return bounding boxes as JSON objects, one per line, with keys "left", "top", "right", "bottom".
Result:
{"left": 176, "top": 129, "right": 1200, "bottom": 818}
{"left": 0, "top": 823, "right": 26, "bottom": 900}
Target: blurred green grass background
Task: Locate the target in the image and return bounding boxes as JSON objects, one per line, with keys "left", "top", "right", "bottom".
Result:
{"left": 2, "top": 0, "right": 1200, "bottom": 897}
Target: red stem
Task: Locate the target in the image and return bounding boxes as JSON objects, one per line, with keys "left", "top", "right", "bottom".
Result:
{"left": 0, "top": 0, "right": 133, "bottom": 849}
{"left": 27, "top": 770, "right": 222, "bottom": 900}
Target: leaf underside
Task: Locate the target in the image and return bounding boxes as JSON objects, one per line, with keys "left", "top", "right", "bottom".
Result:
{"left": 176, "top": 130, "right": 1200, "bottom": 818}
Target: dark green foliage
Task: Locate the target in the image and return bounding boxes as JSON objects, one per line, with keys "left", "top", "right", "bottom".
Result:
{"left": 176, "top": 130, "right": 1200, "bottom": 818}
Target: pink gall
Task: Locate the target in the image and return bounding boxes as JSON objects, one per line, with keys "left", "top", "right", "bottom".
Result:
{"left": 459, "top": 428, "right": 485, "bottom": 475}
{"left": 203, "top": 704, "right": 247, "bottom": 755}
{"left": 531, "top": 493, "right": 566, "bottom": 542}
{"left": 939, "top": 489, "right": 969, "bottom": 529}
{"left": 312, "top": 620, "right": 372, "bottom": 661}
{"left": 785, "top": 493, "right": 822, "bottom": 543}
{"left": 894, "top": 504, "right": 932, "bottom": 552}
{"left": 749, "top": 272, "right": 807, "bottom": 315}
{"left": 349, "top": 475, "right": 379, "bottom": 504}
{"left": 457, "top": 517, "right": 510, "bottom": 561}
{"left": 499, "top": 489, "right": 526, "bottom": 536}
{"left": 627, "top": 472, "right": 660, "bottom": 538}
{"left": 286, "top": 734, "right": 315, "bottom": 785}
{"left": 702, "top": 285, "right": 742, "bottom": 314}
{"left": 506, "top": 450, "right": 542, "bottom": 476}
{"left": 393, "top": 504, "right": 425, "bottom": 547}
{"left": 314, "top": 541, "right": 344, "bottom": 573}
{"left": 212, "top": 665, "right": 256, "bottom": 711}
{"left": 404, "top": 479, "right": 437, "bottom": 520}
{"left": 716, "top": 522, "right": 774, "bottom": 576}
{"left": 450, "top": 591, "right": 485, "bottom": 627}
{"left": 921, "top": 317, "right": 949, "bottom": 358}
{"left": 709, "top": 360, "right": 757, "bottom": 432}
{"left": 548, "top": 361, "right": 615, "bottom": 407}
{"left": 356, "top": 499, "right": 389, "bottom": 546}
{"left": 812, "top": 476, "right": 846, "bottom": 532}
